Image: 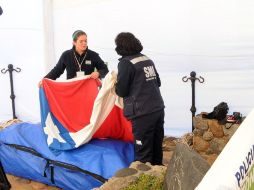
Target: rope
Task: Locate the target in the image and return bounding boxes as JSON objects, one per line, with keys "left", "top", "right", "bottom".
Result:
{"left": 0, "top": 119, "right": 22, "bottom": 130}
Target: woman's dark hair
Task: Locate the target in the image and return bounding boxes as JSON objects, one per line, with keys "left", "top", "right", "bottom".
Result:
{"left": 72, "top": 30, "right": 87, "bottom": 42}
{"left": 115, "top": 32, "right": 143, "bottom": 56}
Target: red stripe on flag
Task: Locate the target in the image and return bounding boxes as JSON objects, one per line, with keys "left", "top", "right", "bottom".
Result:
{"left": 93, "top": 106, "right": 133, "bottom": 142}
{"left": 43, "top": 78, "right": 99, "bottom": 132}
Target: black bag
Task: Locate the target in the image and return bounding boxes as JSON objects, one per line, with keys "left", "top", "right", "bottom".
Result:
{"left": 203, "top": 102, "right": 229, "bottom": 121}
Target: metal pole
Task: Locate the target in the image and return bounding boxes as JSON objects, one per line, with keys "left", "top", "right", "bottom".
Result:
{"left": 9, "top": 65, "right": 17, "bottom": 119}
{"left": 182, "top": 71, "right": 204, "bottom": 131}
{"left": 1, "top": 64, "right": 21, "bottom": 119}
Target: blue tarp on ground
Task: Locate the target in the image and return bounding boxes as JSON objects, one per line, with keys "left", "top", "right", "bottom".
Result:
{"left": 0, "top": 122, "right": 134, "bottom": 190}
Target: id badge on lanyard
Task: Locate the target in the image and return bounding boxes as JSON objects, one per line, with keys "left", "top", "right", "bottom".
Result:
{"left": 76, "top": 71, "right": 85, "bottom": 78}
{"left": 74, "top": 51, "right": 87, "bottom": 78}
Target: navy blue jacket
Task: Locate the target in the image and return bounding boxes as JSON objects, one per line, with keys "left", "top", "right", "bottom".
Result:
{"left": 45, "top": 47, "right": 108, "bottom": 80}
{"left": 115, "top": 53, "right": 164, "bottom": 119}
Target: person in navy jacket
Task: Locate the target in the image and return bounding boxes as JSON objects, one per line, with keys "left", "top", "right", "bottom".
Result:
{"left": 115, "top": 32, "right": 165, "bottom": 165}
{"left": 44, "top": 30, "right": 108, "bottom": 80}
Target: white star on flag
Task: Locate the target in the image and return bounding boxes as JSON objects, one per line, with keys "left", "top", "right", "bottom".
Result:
{"left": 44, "top": 113, "right": 66, "bottom": 145}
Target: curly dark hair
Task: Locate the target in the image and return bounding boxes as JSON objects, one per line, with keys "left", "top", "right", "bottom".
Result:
{"left": 115, "top": 32, "right": 143, "bottom": 56}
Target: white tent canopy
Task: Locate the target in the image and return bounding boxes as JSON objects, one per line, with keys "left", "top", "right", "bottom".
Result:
{"left": 0, "top": 0, "right": 254, "bottom": 136}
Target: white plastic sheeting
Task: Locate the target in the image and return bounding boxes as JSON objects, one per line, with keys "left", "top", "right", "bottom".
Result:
{"left": 1, "top": 0, "right": 254, "bottom": 136}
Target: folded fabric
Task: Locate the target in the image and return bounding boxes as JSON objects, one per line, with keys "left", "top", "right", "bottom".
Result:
{"left": 40, "top": 72, "right": 133, "bottom": 153}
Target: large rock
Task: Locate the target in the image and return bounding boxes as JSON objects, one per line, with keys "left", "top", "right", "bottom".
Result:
{"left": 193, "top": 116, "right": 209, "bottom": 131}
{"left": 94, "top": 161, "right": 167, "bottom": 190}
{"left": 163, "top": 143, "right": 210, "bottom": 190}
{"left": 208, "top": 138, "right": 227, "bottom": 154}
{"left": 223, "top": 123, "right": 240, "bottom": 138}
{"left": 203, "top": 131, "right": 213, "bottom": 141}
{"left": 208, "top": 120, "right": 224, "bottom": 138}
{"left": 193, "top": 136, "right": 210, "bottom": 152}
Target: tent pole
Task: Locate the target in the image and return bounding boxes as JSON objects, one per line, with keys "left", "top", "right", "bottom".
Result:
{"left": 1, "top": 64, "right": 21, "bottom": 119}
{"left": 182, "top": 71, "right": 205, "bottom": 131}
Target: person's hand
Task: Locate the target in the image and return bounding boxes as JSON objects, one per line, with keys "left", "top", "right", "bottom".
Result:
{"left": 89, "top": 71, "right": 100, "bottom": 79}
{"left": 38, "top": 80, "right": 42, "bottom": 87}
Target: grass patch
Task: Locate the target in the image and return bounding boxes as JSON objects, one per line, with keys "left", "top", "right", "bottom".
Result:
{"left": 121, "top": 174, "right": 163, "bottom": 190}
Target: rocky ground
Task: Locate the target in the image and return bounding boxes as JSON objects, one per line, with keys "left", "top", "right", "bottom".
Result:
{"left": 1, "top": 135, "right": 177, "bottom": 190}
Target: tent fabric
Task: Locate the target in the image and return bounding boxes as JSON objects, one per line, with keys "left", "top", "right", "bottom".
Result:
{"left": 0, "top": 122, "right": 134, "bottom": 190}
{"left": 40, "top": 71, "right": 133, "bottom": 152}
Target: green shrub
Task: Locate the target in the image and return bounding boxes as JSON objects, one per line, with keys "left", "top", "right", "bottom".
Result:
{"left": 121, "top": 174, "right": 163, "bottom": 190}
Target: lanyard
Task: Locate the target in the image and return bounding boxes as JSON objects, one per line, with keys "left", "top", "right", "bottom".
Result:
{"left": 73, "top": 51, "right": 87, "bottom": 71}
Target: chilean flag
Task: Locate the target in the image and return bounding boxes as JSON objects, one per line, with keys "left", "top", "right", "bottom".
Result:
{"left": 39, "top": 71, "right": 133, "bottom": 152}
